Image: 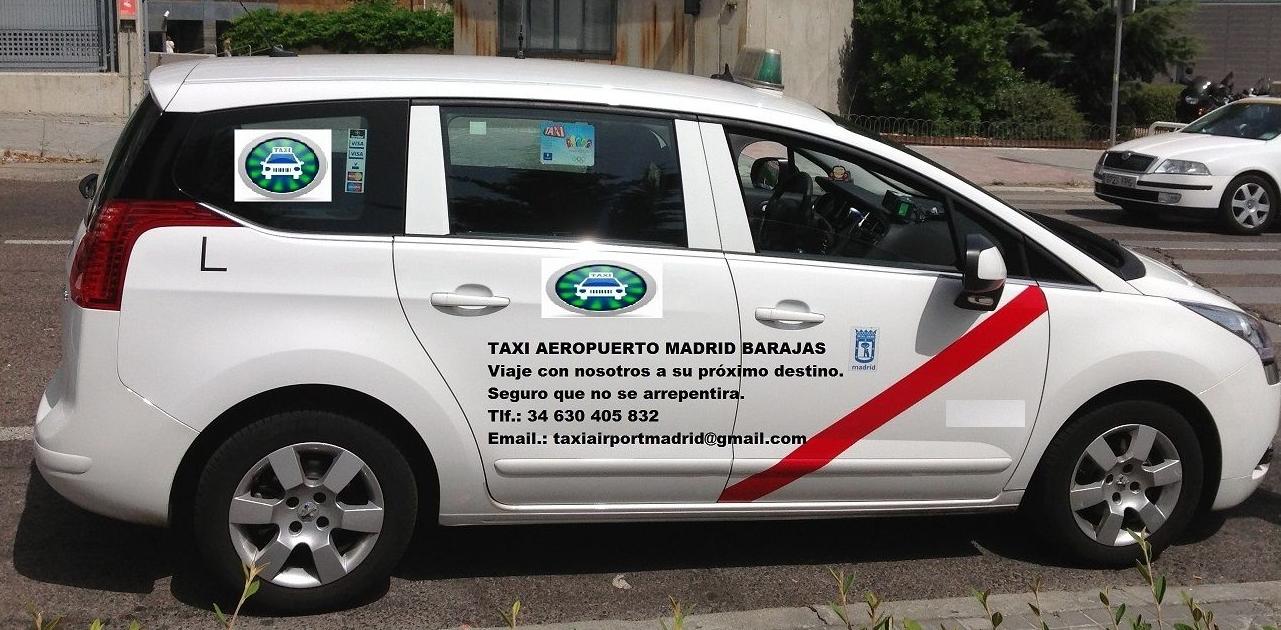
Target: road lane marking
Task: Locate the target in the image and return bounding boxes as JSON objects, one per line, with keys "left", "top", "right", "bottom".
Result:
{"left": 1179, "top": 260, "right": 1281, "bottom": 275}
{"left": 1120, "top": 241, "right": 1281, "bottom": 251}
{"left": 1215, "top": 286, "right": 1281, "bottom": 304}
{"left": 0, "top": 427, "right": 33, "bottom": 441}
{"left": 4, "top": 239, "right": 71, "bottom": 245}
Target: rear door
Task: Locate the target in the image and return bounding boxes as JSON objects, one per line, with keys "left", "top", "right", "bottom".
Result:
{"left": 394, "top": 104, "right": 741, "bottom": 506}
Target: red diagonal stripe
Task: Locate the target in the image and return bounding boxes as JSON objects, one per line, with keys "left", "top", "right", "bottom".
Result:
{"left": 718, "top": 285, "right": 1048, "bottom": 503}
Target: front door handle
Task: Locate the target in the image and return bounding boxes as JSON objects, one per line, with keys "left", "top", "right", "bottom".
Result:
{"left": 430, "top": 292, "right": 511, "bottom": 308}
{"left": 754, "top": 307, "right": 824, "bottom": 324}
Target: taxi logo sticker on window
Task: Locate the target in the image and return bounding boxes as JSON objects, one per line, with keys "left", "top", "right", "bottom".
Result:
{"left": 541, "top": 260, "right": 660, "bottom": 318}
{"left": 850, "top": 327, "right": 878, "bottom": 371}
{"left": 539, "top": 121, "right": 595, "bottom": 167}
{"left": 234, "top": 129, "right": 332, "bottom": 202}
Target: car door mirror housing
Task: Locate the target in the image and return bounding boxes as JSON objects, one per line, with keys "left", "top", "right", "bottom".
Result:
{"left": 78, "top": 173, "right": 98, "bottom": 200}
{"left": 955, "top": 234, "right": 1006, "bottom": 311}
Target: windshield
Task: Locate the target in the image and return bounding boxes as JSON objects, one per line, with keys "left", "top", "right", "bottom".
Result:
{"left": 1182, "top": 102, "right": 1281, "bottom": 140}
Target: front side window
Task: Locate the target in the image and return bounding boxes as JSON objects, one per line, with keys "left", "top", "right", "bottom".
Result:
{"left": 442, "top": 107, "right": 686, "bottom": 247}
{"left": 727, "top": 130, "right": 960, "bottom": 270}
{"left": 500, "top": 0, "right": 615, "bottom": 57}
{"left": 175, "top": 100, "right": 409, "bottom": 235}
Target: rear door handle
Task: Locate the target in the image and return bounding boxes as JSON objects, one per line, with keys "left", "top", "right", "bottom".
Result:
{"left": 430, "top": 292, "right": 511, "bottom": 308}
{"left": 754, "top": 307, "right": 824, "bottom": 324}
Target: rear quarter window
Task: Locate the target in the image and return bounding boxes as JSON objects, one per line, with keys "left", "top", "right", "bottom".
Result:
{"left": 174, "top": 100, "right": 410, "bottom": 235}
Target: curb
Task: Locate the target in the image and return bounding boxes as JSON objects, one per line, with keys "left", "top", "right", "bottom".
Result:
{"left": 0, "top": 161, "right": 99, "bottom": 182}
{"left": 462, "top": 581, "right": 1281, "bottom": 630}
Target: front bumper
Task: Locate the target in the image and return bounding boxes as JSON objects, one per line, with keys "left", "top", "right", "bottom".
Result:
{"left": 34, "top": 305, "right": 197, "bottom": 526}
{"left": 1198, "top": 360, "right": 1280, "bottom": 511}
{"left": 1094, "top": 169, "right": 1227, "bottom": 213}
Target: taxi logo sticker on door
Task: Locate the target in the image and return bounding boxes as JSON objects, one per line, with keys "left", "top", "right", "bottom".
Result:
{"left": 234, "top": 129, "right": 332, "bottom": 202}
{"left": 542, "top": 260, "right": 660, "bottom": 318}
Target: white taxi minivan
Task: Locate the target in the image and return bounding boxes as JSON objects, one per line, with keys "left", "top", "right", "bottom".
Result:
{"left": 37, "top": 56, "right": 1277, "bottom": 611}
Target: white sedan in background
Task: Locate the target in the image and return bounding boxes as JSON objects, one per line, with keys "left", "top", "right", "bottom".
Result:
{"left": 1095, "top": 97, "right": 1281, "bottom": 234}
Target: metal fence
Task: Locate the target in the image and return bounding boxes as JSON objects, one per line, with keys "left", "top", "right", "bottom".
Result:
{"left": 846, "top": 115, "right": 1164, "bottom": 150}
{"left": 0, "top": 0, "right": 115, "bottom": 71}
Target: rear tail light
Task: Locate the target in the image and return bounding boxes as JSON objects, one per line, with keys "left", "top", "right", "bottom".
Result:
{"left": 69, "top": 200, "right": 237, "bottom": 310}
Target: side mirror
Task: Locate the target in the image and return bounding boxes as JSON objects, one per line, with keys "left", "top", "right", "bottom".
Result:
{"left": 78, "top": 173, "right": 98, "bottom": 200}
{"left": 955, "top": 234, "right": 1006, "bottom": 311}
{"left": 749, "top": 156, "right": 784, "bottom": 190}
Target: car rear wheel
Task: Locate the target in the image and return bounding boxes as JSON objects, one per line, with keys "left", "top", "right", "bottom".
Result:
{"left": 1220, "top": 174, "right": 1275, "bottom": 235}
{"left": 1027, "top": 400, "right": 1203, "bottom": 566}
{"left": 193, "top": 410, "right": 417, "bottom": 612}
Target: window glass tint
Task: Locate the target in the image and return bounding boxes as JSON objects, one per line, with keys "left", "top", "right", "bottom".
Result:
{"left": 175, "top": 100, "right": 409, "bottom": 235}
{"left": 727, "top": 130, "right": 956, "bottom": 269}
{"left": 92, "top": 95, "right": 163, "bottom": 222}
{"left": 442, "top": 107, "right": 686, "bottom": 247}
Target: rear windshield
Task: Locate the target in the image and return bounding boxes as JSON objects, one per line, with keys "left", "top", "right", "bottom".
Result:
{"left": 90, "top": 94, "right": 163, "bottom": 224}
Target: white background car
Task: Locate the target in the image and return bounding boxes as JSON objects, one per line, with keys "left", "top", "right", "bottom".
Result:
{"left": 37, "top": 56, "right": 1277, "bottom": 612}
{"left": 1095, "top": 97, "right": 1281, "bottom": 234}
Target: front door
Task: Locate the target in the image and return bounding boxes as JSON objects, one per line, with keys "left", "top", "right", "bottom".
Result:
{"left": 705, "top": 122, "right": 1050, "bottom": 504}
{"left": 394, "top": 105, "right": 741, "bottom": 506}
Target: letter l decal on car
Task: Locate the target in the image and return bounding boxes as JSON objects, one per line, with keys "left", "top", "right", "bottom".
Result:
{"left": 718, "top": 285, "right": 1049, "bottom": 503}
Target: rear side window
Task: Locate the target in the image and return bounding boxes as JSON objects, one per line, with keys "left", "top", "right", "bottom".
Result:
{"left": 441, "top": 106, "right": 687, "bottom": 247}
{"left": 175, "top": 100, "right": 409, "bottom": 235}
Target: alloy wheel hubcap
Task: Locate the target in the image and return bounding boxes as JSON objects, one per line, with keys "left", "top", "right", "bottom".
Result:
{"left": 1069, "top": 424, "right": 1183, "bottom": 546}
{"left": 1232, "top": 183, "right": 1270, "bottom": 228}
{"left": 227, "top": 442, "right": 385, "bottom": 588}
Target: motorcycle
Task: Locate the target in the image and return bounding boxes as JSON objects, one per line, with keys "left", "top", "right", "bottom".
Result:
{"left": 1176, "top": 70, "right": 1234, "bottom": 123}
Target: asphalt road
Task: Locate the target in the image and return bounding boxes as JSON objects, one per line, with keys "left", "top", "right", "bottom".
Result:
{"left": 1, "top": 176, "right": 1279, "bottom": 629}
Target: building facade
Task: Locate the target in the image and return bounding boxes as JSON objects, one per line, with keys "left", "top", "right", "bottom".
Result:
{"left": 1183, "top": 0, "right": 1281, "bottom": 91}
{"left": 144, "top": 0, "right": 275, "bottom": 55}
{"left": 453, "top": 0, "right": 854, "bottom": 113}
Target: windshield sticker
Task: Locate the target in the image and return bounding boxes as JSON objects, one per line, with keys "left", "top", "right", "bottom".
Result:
{"left": 541, "top": 259, "right": 661, "bottom": 318}
{"left": 850, "top": 327, "right": 878, "bottom": 371}
{"left": 234, "top": 129, "right": 332, "bottom": 202}
{"left": 344, "top": 128, "right": 367, "bottom": 195}
{"left": 540, "top": 121, "right": 595, "bottom": 167}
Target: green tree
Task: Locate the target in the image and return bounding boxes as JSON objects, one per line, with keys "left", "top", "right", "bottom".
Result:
{"left": 1007, "top": 0, "right": 1199, "bottom": 123}
{"left": 847, "top": 0, "right": 1020, "bottom": 121}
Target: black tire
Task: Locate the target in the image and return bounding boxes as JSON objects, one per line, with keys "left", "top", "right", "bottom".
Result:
{"left": 1219, "top": 173, "right": 1276, "bottom": 235}
{"left": 1026, "top": 400, "right": 1203, "bottom": 567}
{"left": 193, "top": 410, "right": 418, "bottom": 612}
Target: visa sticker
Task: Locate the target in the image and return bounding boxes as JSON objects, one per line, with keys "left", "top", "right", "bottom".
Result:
{"left": 344, "top": 128, "right": 367, "bottom": 194}
{"left": 539, "top": 121, "right": 595, "bottom": 167}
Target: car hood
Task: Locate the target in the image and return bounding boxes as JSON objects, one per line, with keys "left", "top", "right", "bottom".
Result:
{"left": 1126, "top": 249, "right": 1240, "bottom": 310}
{"left": 1111, "top": 132, "right": 1263, "bottom": 163}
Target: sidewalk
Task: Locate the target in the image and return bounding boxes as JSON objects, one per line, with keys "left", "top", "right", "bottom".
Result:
{"left": 470, "top": 581, "right": 1281, "bottom": 630}
{"left": 0, "top": 114, "right": 1101, "bottom": 188}
{"left": 909, "top": 146, "right": 1100, "bottom": 187}
{"left": 0, "top": 113, "right": 123, "bottom": 162}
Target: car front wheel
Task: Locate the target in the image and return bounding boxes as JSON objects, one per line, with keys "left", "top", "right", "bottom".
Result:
{"left": 193, "top": 410, "right": 418, "bottom": 612}
{"left": 1220, "top": 174, "right": 1276, "bottom": 235}
{"left": 1027, "top": 399, "right": 1203, "bottom": 566}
